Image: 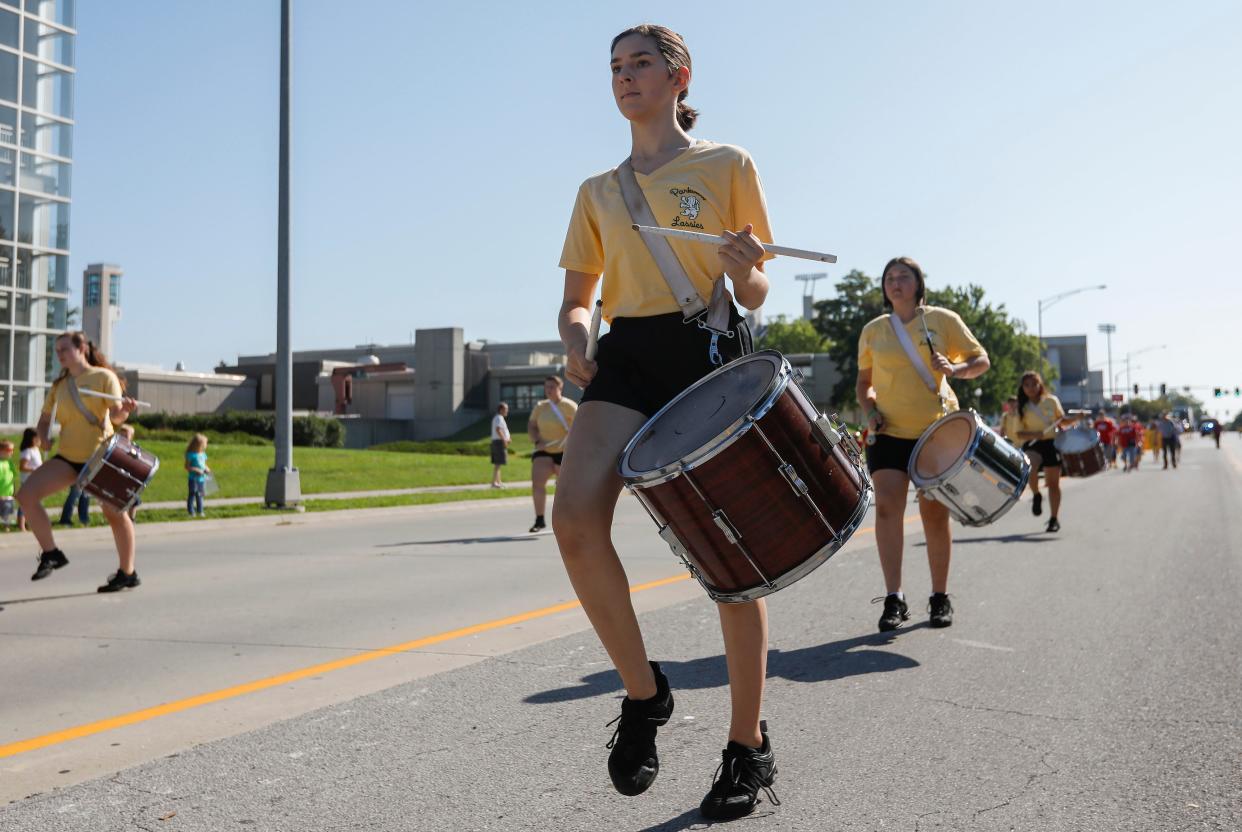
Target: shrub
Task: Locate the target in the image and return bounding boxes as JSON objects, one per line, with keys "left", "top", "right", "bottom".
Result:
{"left": 130, "top": 412, "right": 344, "bottom": 448}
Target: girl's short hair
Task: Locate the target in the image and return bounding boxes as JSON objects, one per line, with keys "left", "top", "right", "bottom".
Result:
{"left": 186, "top": 433, "right": 208, "bottom": 453}
{"left": 610, "top": 24, "right": 697, "bottom": 130}
{"left": 880, "top": 257, "right": 927, "bottom": 309}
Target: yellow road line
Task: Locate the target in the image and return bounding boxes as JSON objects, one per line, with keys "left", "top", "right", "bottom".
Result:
{"left": 0, "top": 512, "right": 908, "bottom": 759}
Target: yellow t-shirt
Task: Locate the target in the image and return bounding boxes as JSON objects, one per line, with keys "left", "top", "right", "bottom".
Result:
{"left": 42, "top": 367, "right": 122, "bottom": 463}
{"left": 530, "top": 398, "right": 578, "bottom": 453}
{"left": 858, "top": 306, "right": 987, "bottom": 440}
{"left": 559, "top": 140, "right": 774, "bottom": 321}
{"left": 1015, "top": 395, "right": 1065, "bottom": 440}
{"left": 1000, "top": 411, "right": 1021, "bottom": 439}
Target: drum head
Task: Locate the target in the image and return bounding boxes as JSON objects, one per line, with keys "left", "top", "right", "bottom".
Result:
{"left": 622, "top": 352, "right": 784, "bottom": 476}
{"left": 1055, "top": 427, "right": 1098, "bottom": 453}
{"left": 912, "top": 412, "right": 975, "bottom": 482}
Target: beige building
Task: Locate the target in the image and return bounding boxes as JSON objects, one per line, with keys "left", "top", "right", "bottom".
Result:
{"left": 82, "top": 262, "right": 121, "bottom": 360}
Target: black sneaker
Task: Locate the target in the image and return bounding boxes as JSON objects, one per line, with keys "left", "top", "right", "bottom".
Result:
{"left": 1031, "top": 492, "right": 1043, "bottom": 516}
{"left": 31, "top": 548, "right": 69, "bottom": 581}
{"left": 97, "top": 570, "right": 140, "bottom": 593}
{"left": 1045, "top": 517, "right": 1060, "bottom": 533}
{"left": 929, "top": 593, "right": 954, "bottom": 628}
{"left": 529, "top": 518, "right": 546, "bottom": 533}
{"left": 605, "top": 660, "right": 674, "bottom": 796}
{"left": 874, "top": 594, "right": 910, "bottom": 632}
{"left": 700, "top": 722, "right": 780, "bottom": 820}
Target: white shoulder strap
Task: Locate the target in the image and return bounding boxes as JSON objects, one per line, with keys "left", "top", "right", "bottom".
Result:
{"left": 548, "top": 401, "right": 570, "bottom": 433}
{"left": 615, "top": 160, "right": 709, "bottom": 322}
{"left": 888, "top": 314, "right": 939, "bottom": 394}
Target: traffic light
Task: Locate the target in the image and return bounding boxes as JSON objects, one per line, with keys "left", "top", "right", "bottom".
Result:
{"left": 1236, "top": 387, "right": 1241, "bottom": 397}
{"left": 1159, "top": 383, "right": 1167, "bottom": 397}
{"left": 1215, "top": 387, "right": 1223, "bottom": 397}
{"left": 1133, "top": 384, "right": 1139, "bottom": 396}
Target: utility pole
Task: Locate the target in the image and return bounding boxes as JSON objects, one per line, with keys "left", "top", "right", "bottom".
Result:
{"left": 265, "top": 0, "right": 301, "bottom": 508}
{"left": 795, "top": 273, "right": 828, "bottom": 321}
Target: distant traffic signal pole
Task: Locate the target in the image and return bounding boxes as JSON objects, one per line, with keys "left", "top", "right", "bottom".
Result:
{"left": 265, "top": 0, "right": 302, "bottom": 508}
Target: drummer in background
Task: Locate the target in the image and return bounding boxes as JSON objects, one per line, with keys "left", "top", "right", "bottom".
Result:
{"left": 1013, "top": 371, "right": 1076, "bottom": 533}
{"left": 17, "top": 331, "right": 141, "bottom": 592}
{"left": 857, "top": 257, "right": 990, "bottom": 632}
{"left": 553, "top": 23, "right": 777, "bottom": 820}
{"left": 1092, "top": 410, "right": 1118, "bottom": 469}
{"left": 1000, "top": 396, "right": 1020, "bottom": 440}
{"left": 526, "top": 376, "right": 577, "bottom": 533}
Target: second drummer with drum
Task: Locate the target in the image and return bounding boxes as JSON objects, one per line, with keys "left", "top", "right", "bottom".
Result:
{"left": 857, "top": 257, "right": 990, "bottom": 631}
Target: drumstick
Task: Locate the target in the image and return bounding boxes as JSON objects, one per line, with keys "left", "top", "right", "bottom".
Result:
{"left": 584, "top": 299, "right": 602, "bottom": 361}
{"left": 77, "top": 388, "right": 152, "bottom": 408}
{"left": 631, "top": 224, "right": 838, "bottom": 264}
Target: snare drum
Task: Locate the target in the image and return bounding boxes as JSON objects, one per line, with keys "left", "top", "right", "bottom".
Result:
{"left": 909, "top": 411, "right": 1030, "bottom": 527}
{"left": 78, "top": 434, "right": 160, "bottom": 512}
{"left": 1055, "top": 427, "right": 1106, "bottom": 477}
{"left": 619, "top": 351, "right": 873, "bottom": 603}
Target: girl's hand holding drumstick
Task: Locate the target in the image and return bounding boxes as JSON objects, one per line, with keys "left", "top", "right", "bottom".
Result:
{"left": 565, "top": 300, "right": 602, "bottom": 390}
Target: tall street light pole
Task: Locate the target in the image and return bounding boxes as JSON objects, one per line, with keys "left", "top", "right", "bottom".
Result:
{"left": 265, "top": 0, "right": 301, "bottom": 508}
{"left": 1037, "top": 284, "right": 1107, "bottom": 374}
{"left": 1098, "top": 323, "right": 1116, "bottom": 402}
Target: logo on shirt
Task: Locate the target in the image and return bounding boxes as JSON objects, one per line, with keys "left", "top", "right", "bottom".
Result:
{"left": 669, "top": 186, "right": 706, "bottom": 229}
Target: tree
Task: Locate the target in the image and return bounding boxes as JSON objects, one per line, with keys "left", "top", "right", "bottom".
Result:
{"left": 811, "top": 270, "right": 1049, "bottom": 414}
{"left": 756, "top": 316, "right": 830, "bottom": 354}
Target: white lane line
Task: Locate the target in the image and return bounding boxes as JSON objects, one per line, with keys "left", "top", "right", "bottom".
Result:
{"left": 952, "top": 638, "right": 1016, "bottom": 653}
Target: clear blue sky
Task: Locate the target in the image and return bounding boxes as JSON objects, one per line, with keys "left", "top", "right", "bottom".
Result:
{"left": 69, "top": 2, "right": 1241, "bottom": 418}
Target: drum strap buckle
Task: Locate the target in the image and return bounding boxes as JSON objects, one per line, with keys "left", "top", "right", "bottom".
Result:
{"left": 686, "top": 313, "right": 735, "bottom": 367}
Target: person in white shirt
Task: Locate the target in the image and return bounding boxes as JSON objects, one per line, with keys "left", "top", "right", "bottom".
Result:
{"left": 17, "top": 427, "right": 43, "bottom": 532}
{"left": 490, "top": 402, "right": 511, "bottom": 488}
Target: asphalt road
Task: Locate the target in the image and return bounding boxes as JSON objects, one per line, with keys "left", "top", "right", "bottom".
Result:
{"left": 1, "top": 436, "right": 1239, "bottom": 831}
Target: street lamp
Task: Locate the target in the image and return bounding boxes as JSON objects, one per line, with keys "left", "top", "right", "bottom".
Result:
{"left": 1037, "top": 284, "right": 1107, "bottom": 373}
{"left": 795, "top": 273, "right": 828, "bottom": 322}
{"left": 1098, "top": 323, "right": 1116, "bottom": 401}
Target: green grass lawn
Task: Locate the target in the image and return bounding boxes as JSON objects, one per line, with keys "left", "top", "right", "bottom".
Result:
{"left": 2, "top": 435, "right": 546, "bottom": 508}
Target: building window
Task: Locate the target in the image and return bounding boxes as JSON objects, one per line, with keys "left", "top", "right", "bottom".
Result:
{"left": 499, "top": 382, "right": 545, "bottom": 414}
{"left": 84, "top": 270, "right": 98, "bottom": 305}
{"left": 107, "top": 273, "right": 119, "bottom": 305}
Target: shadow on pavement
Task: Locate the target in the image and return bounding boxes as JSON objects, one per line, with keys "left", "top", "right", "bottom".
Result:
{"left": 377, "top": 534, "right": 543, "bottom": 547}
{"left": 915, "top": 531, "right": 1050, "bottom": 546}
{"left": 636, "top": 806, "right": 778, "bottom": 831}
{"left": 0, "top": 591, "right": 99, "bottom": 608}
{"left": 525, "top": 627, "right": 923, "bottom": 704}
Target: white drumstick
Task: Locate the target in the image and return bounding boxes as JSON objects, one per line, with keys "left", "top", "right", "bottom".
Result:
{"left": 584, "top": 299, "right": 602, "bottom": 361}
{"left": 632, "top": 224, "right": 838, "bottom": 264}
{"left": 77, "top": 388, "right": 152, "bottom": 408}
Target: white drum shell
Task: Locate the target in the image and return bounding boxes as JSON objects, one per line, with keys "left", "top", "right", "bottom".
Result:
{"left": 908, "top": 411, "right": 1031, "bottom": 527}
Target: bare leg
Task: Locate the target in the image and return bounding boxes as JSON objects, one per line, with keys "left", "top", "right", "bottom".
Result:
{"left": 1046, "top": 465, "right": 1062, "bottom": 518}
{"left": 101, "top": 502, "right": 136, "bottom": 574}
{"left": 871, "top": 469, "right": 910, "bottom": 593}
{"left": 491, "top": 464, "right": 502, "bottom": 486}
{"left": 919, "top": 495, "right": 952, "bottom": 594}
{"left": 552, "top": 401, "right": 655, "bottom": 699}
{"left": 718, "top": 599, "right": 767, "bottom": 747}
{"left": 1026, "top": 451, "right": 1044, "bottom": 496}
{"left": 16, "top": 460, "right": 78, "bottom": 552}
{"left": 531, "top": 456, "right": 555, "bottom": 518}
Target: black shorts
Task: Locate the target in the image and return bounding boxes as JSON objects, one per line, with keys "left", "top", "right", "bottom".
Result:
{"left": 52, "top": 454, "right": 87, "bottom": 474}
{"left": 581, "top": 308, "right": 753, "bottom": 418}
{"left": 490, "top": 439, "right": 508, "bottom": 465}
{"left": 1022, "top": 438, "right": 1060, "bottom": 469}
{"left": 865, "top": 434, "right": 919, "bottom": 474}
{"left": 532, "top": 451, "right": 564, "bottom": 466}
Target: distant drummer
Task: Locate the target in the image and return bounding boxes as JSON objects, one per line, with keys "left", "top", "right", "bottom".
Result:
{"left": 17, "top": 331, "right": 142, "bottom": 592}
{"left": 1012, "top": 371, "right": 1077, "bottom": 533}
{"left": 857, "top": 257, "right": 989, "bottom": 632}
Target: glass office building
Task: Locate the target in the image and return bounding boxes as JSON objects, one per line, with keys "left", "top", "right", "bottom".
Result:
{"left": 0, "top": 0, "right": 73, "bottom": 425}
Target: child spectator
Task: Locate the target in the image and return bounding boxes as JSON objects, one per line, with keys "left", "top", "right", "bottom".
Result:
{"left": 185, "top": 433, "right": 210, "bottom": 517}
{"left": 17, "top": 428, "right": 42, "bottom": 531}
{"left": 0, "top": 440, "right": 15, "bottom": 528}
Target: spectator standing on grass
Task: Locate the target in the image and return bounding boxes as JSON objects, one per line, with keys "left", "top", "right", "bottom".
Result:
{"left": 185, "top": 433, "right": 210, "bottom": 517}
{"left": 0, "top": 440, "right": 16, "bottom": 529}
{"left": 17, "top": 428, "right": 42, "bottom": 531}
{"left": 490, "top": 402, "right": 511, "bottom": 488}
